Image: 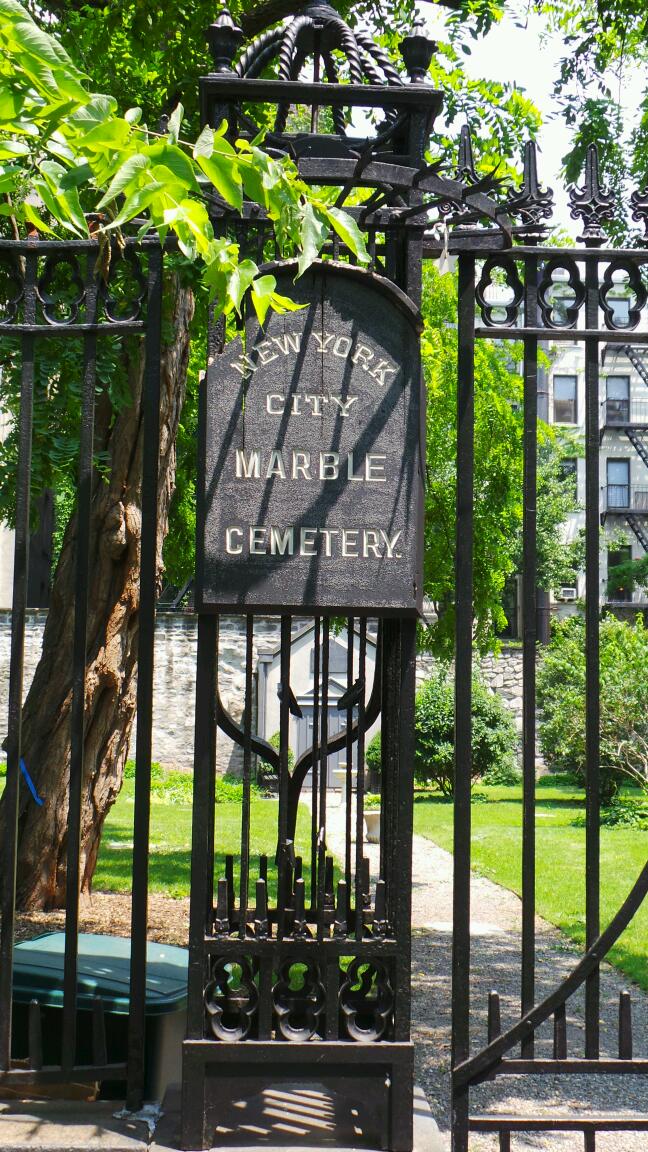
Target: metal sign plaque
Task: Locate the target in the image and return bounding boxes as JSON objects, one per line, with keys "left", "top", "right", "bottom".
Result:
{"left": 197, "top": 262, "right": 424, "bottom": 615}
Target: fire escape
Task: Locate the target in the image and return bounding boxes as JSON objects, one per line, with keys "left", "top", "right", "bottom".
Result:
{"left": 601, "top": 345, "right": 648, "bottom": 554}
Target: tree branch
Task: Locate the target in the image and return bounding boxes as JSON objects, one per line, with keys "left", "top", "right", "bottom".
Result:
{"left": 239, "top": 0, "right": 462, "bottom": 40}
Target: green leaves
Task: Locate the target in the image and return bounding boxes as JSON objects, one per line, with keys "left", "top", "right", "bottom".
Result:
{"left": 323, "top": 205, "right": 369, "bottom": 260}
{"left": 1, "top": 0, "right": 371, "bottom": 320}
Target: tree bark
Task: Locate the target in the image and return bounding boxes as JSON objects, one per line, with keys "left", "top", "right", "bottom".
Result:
{"left": 1, "top": 271, "right": 194, "bottom": 911}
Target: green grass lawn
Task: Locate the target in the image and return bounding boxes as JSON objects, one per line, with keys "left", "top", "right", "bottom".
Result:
{"left": 94, "top": 777, "right": 314, "bottom": 904}
{"left": 413, "top": 779, "right": 648, "bottom": 990}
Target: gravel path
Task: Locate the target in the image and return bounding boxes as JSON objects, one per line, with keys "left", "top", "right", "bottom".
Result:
{"left": 323, "top": 795, "right": 648, "bottom": 1150}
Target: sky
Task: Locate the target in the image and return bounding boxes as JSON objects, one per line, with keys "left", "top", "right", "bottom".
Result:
{"left": 421, "top": 5, "right": 645, "bottom": 236}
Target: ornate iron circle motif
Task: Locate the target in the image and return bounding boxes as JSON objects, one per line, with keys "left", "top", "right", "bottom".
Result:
{"left": 0, "top": 256, "right": 24, "bottom": 325}
{"left": 272, "top": 958, "right": 325, "bottom": 1042}
{"left": 600, "top": 259, "right": 647, "bottom": 331}
{"left": 204, "top": 956, "right": 258, "bottom": 1041}
{"left": 102, "top": 249, "right": 147, "bottom": 323}
{"left": 37, "top": 254, "right": 86, "bottom": 325}
{"left": 475, "top": 256, "right": 524, "bottom": 328}
{"left": 538, "top": 256, "right": 585, "bottom": 329}
{"left": 339, "top": 958, "right": 394, "bottom": 1042}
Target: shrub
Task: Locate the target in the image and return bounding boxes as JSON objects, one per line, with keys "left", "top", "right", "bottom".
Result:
{"left": 537, "top": 614, "right": 648, "bottom": 803}
{"left": 481, "top": 759, "right": 523, "bottom": 786}
{"left": 365, "top": 730, "right": 382, "bottom": 778}
{"left": 414, "top": 669, "right": 517, "bottom": 796}
{"left": 123, "top": 762, "right": 260, "bottom": 803}
{"left": 258, "top": 731, "right": 294, "bottom": 777}
{"left": 364, "top": 670, "right": 517, "bottom": 797}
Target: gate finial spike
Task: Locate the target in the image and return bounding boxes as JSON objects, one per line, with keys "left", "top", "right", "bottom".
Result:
{"left": 569, "top": 142, "right": 615, "bottom": 246}
{"left": 457, "top": 125, "right": 477, "bottom": 186}
{"left": 206, "top": 7, "right": 243, "bottom": 74}
{"left": 399, "top": 17, "right": 436, "bottom": 84}
{"left": 505, "top": 139, "right": 554, "bottom": 234}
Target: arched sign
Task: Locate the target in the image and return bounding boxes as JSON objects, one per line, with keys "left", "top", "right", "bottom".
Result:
{"left": 197, "top": 261, "right": 424, "bottom": 615}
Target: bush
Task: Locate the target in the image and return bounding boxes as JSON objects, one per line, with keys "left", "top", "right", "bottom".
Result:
{"left": 258, "top": 731, "right": 294, "bottom": 778}
{"left": 537, "top": 614, "right": 648, "bottom": 803}
{"left": 365, "top": 731, "right": 382, "bottom": 778}
{"left": 481, "top": 759, "right": 522, "bottom": 786}
{"left": 123, "top": 762, "right": 260, "bottom": 803}
{"left": 364, "top": 670, "right": 517, "bottom": 797}
{"left": 414, "top": 669, "right": 517, "bottom": 795}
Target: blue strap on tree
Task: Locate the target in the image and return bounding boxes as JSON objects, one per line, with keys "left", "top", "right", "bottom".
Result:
{"left": 20, "top": 758, "right": 44, "bottom": 806}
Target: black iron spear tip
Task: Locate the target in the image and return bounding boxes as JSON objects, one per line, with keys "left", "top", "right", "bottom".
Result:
{"left": 206, "top": 6, "right": 244, "bottom": 73}
{"left": 568, "top": 142, "right": 614, "bottom": 246}
{"left": 399, "top": 16, "right": 436, "bottom": 84}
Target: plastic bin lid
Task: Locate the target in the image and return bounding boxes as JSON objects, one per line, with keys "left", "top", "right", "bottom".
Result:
{"left": 12, "top": 933, "right": 188, "bottom": 1016}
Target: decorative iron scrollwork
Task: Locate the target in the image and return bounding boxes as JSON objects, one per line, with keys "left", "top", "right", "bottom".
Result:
{"left": 600, "top": 259, "right": 646, "bottom": 331}
{"left": 475, "top": 257, "right": 523, "bottom": 328}
{"left": 0, "top": 256, "right": 24, "bottom": 325}
{"left": 630, "top": 185, "right": 648, "bottom": 241}
{"left": 538, "top": 256, "right": 585, "bottom": 329}
{"left": 102, "top": 249, "right": 147, "bottom": 323}
{"left": 505, "top": 141, "right": 554, "bottom": 234}
{"left": 569, "top": 143, "right": 614, "bottom": 245}
{"left": 204, "top": 956, "right": 258, "bottom": 1041}
{"left": 37, "top": 254, "right": 85, "bottom": 324}
{"left": 339, "top": 958, "right": 394, "bottom": 1042}
{"left": 272, "top": 958, "right": 325, "bottom": 1041}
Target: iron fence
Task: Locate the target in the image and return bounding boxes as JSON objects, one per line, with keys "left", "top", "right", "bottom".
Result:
{"left": 0, "top": 236, "right": 163, "bottom": 1104}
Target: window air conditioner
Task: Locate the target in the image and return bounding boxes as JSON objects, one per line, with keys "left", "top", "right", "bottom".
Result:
{"left": 558, "top": 586, "right": 578, "bottom": 601}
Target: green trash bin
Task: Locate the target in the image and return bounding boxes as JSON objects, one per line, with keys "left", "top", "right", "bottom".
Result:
{"left": 12, "top": 932, "right": 188, "bottom": 1100}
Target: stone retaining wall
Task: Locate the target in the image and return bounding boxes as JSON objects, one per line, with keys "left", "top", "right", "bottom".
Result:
{"left": 0, "top": 612, "right": 528, "bottom": 771}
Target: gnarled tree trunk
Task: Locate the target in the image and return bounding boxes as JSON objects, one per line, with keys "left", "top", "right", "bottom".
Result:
{"left": 2, "top": 272, "right": 194, "bottom": 911}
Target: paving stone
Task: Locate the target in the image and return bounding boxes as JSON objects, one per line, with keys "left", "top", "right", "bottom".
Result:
{"left": 0, "top": 1100, "right": 150, "bottom": 1152}
{"left": 151, "top": 1084, "right": 443, "bottom": 1152}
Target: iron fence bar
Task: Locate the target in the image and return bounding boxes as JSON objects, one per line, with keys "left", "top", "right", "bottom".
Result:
{"left": 277, "top": 615, "right": 291, "bottom": 941}
{"left": 0, "top": 251, "right": 37, "bottom": 1072}
{"left": 393, "top": 619, "right": 415, "bottom": 1043}
{"left": 451, "top": 251, "right": 476, "bottom": 1152}
{"left": 186, "top": 615, "right": 218, "bottom": 1040}
{"left": 521, "top": 255, "right": 538, "bottom": 1055}
{"left": 310, "top": 617, "right": 321, "bottom": 912}
{"left": 62, "top": 255, "right": 99, "bottom": 1073}
{"left": 354, "top": 618, "right": 367, "bottom": 942}
{"left": 0, "top": 323, "right": 146, "bottom": 336}
{"left": 345, "top": 616, "right": 354, "bottom": 890}
{"left": 475, "top": 328, "right": 648, "bottom": 343}
{"left": 471, "top": 1117, "right": 648, "bottom": 1132}
{"left": 584, "top": 259, "right": 601, "bottom": 1064}
{"left": 381, "top": 620, "right": 399, "bottom": 929}
{"left": 317, "top": 622, "right": 330, "bottom": 942}
{"left": 126, "top": 243, "right": 163, "bottom": 1110}
{"left": 239, "top": 614, "right": 254, "bottom": 938}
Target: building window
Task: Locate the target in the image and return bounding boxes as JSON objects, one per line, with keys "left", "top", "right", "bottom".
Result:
{"left": 607, "top": 545, "right": 633, "bottom": 602}
{"left": 606, "top": 375, "right": 630, "bottom": 424}
{"left": 553, "top": 375, "right": 577, "bottom": 423}
{"left": 559, "top": 457, "right": 578, "bottom": 498}
{"left": 607, "top": 297, "right": 630, "bottom": 326}
{"left": 607, "top": 458, "right": 630, "bottom": 509}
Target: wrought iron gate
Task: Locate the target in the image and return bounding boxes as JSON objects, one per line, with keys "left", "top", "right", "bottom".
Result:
{"left": 1, "top": 3, "right": 648, "bottom": 1151}
{"left": 0, "top": 235, "right": 164, "bottom": 1100}
{"left": 447, "top": 166, "right": 648, "bottom": 1149}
